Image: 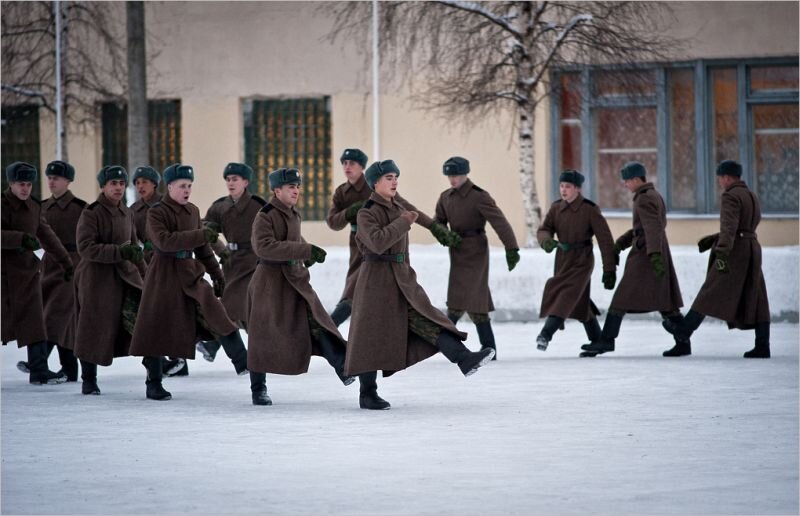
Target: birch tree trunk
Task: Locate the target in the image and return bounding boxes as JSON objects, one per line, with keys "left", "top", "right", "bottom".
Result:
{"left": 518, "top": 103, "right": 542, "bottom": 248}
{"left": 126, "top": 1, "right": 148, "bottom": 204}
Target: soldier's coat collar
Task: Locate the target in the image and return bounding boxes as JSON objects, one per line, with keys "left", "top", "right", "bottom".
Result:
{"left": 231, "top": 190, "right": 252, "bottom": 213}
{"left": 142, "top": 192, "right": 162, "bottom": 208}
{"left": 343, "top": 174, "right": 368, "bottom": 193}
{"left": 97, "top": 192, "right": 129, "bottom": 214}
{"left": 559, "top": 193, "right": 584, "bottom": 212}
{"left": 725, "top": 180, "right": 747, "bottom": 192}
{"left": 449, "top": 178, "right": 474, "bottom": 198}
{"left": 269, "top": 195, "right": 298, "bottom": 216}
{"left": 633, "top": 181, "right": 655, "bottom": 199}
{"left": 162, "top": 192, "right": 192, "bottom": 214}
{"left": 49, "top": 189, "right": 75, "bottom": 210}
{"left": 369, "top": 191, "right": 399, "bottom": 209}
{"left": 4, "top": 188, "right": 32, "bottom": 210}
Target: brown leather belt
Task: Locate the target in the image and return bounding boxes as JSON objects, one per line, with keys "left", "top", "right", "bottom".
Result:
{"left": 259, "top": 258, "right": 300, "bottom": 267}
{"left": 363, "top": 252, "right": 405, "bottom": 263}
{"left": 155, "top": 249, "right": 194, "bottom": 259}
{"left": 737, "top": 231, "right": 757, "bottom": 239}
{"left": 459, "top": 229, "right": 485, "bottom": 238}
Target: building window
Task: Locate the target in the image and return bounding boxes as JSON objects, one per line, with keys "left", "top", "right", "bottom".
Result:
{"left": 1, "top": 105, "right": 41, "bottom": 196}
{"left": 243, "top": 97, "right": 332, "bottom": 221}
{"left": 552, "top": 59, "right": 799, "bottom": 215}
{"left": 101, "top": 99, "right": 182, "bottom": 175}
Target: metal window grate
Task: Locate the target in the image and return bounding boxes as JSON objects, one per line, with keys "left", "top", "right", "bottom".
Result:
{"left": 1, "top": 105, "right": 41, "bottom": 197}
{"left": 244, "top": 97, "right": 332, "bottom": 221}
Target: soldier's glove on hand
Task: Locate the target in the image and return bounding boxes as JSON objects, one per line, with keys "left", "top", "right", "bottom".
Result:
{"left": 602, "top": 270, "right": 616, "bottom": 290}
{"left": 310, "top": 245, "right": 327, "bottom": 264}
{"left": 714, "top": 251, "right": 730, "bottom": 274}
{"left": 613, "top": 242, "right": 624, "bottom": 266}
{"left": 429, "top": 223, "right": 452, "bottom": 247}
{"left": 205, "top": 222, "right": 222, "bottom": 234}
{"left": 446, "top": 230, "right": 462, "bottom": 248}
{"left": 506, "top": 248, "right": 520, "bottom": 271}
{"left": 119, "top": 244, "right": 143, "bottom": 263}
{"left": 142, "top": 241, "right": 154, "bottom": 252}
{"left": 203, "top": 227, "right": 219, "bottom": 244}
{"left": 697, "top": 234, "right": 716, "bottom": 253}
{"left": 213, "top": 277, "right": 225, "bottom": 297}
{"left": 649, "top": 252, "right": 665, "bottom": 279}
{"left": 345, "top": 201, "right": 365, "bottom": 223}
{"left": 20, "top": 233, "right": 40, "bottom": 251}
{"left": 304, "top": 260, "right": 315, "bottom": 268}
{"left": 219, "top": 249, "right": 232, "bottom": 266}
{"left": 63, "top": 266, "right": 74, "bottom": 282}
{"left": 542, "top": 238, "right": 559, "bottom": 254}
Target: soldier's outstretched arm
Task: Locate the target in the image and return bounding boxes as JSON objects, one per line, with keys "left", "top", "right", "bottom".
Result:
{"left": 637, "top": 195, "right": 665, "bottom": 256}
{"left": 714, "top": 192, "right": 742, "bottom": 256}
{"left": 147, "top": 208, "right": 206, "bottom": 252}
{"left": 325, "top": 187, "right": 350, "bottom": 231}
{"left": 36, "top": 212, "right": 72, "bottom": 269}
{"left": 251, "top": 213, "right": 312, "bottom": 262}
{"left": 356, "top": 207, "right": 410, "bottom": 255}
{"left": 590, "top": 207, "right": 616, "bottom": 272}
{"left": 479, "top": 192, "right": 518, "bottom": 250}
{"left": 395, "top": 193, "right": 434, "bottom": 229}
{"left": 77, "top": 210, "right": 124, "bottom": 264}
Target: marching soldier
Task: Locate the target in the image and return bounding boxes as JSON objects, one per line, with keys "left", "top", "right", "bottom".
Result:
{"left": 326, "top": 148, "right": 461, "bottom": 326}
{"left": 130, "top": 163, "right": 249, "bottom": 401}
{"left": 581, "top": 162, "right": 686, "bottom": 357}
{"left": 2, "top": 161, "right": 73, "bottom": 384}
{"left": 246, "top": 167, "right": 354, "bottom": 406}
{"left": 535, "top": 170, "right": 616, "bottom": 352}
{"left": 435, "top": 156, "right": 520, "bottom": 359}
{"left": 195, "top": 162, "right": 265, "bottom": 369}
{"left": 72, "top": 166, "right": 147, "bottom": 395}
{"left": 345, "top": 160, "right": 495, "bottom": 410}
{"left": 662, "top": 160, "right": 771, "bottom": 358}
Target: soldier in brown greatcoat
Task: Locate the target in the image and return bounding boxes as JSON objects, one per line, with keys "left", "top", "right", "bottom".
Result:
{"left": 326, "top": 148, "right": 461, "bottom": 326}
{"left": 195, "top": 162, "right": 265, "bottom": 370}
{"left": 535, "top": 170, "right": 616, "bottom": 352}
{"left": 131, "top": 163, "right": 249, "bottom": 401}
{"left": 662, "top": 160, "right": 771, "bottom": 358}
{"left": 581, "top": 161, "right": 687, "bottom": 357}
{"left": 435, "top": 156, "right": 520, "bottom": 360}
{"left": 15, "top": 161, "right": 86, "bottom": 381}
{"left": 2, "top": 161, "right": 72, "bottom": 385}
{"left": 246, "top": 167, "right": 355, "bottom": 407}
{"left": 345, "top": 160, "right": 495, "bottom": 410}
{"left": 73, "top": 166, "right": 147, "bottom": 395}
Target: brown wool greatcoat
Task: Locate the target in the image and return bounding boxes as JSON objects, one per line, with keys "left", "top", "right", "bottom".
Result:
{"left": 434, "top": 178, "right": 519, "bottom": 314}
{"left": 131, "top": 192, "right": 162, "bottom": 263}
{"left": 247, "top": 197, "right": 347, "bottom": 375}
{"left": 204, "top": 191, "right": 265, "bottom": 324}
{"left": 610, "top": 182, "right": 683, "bottom": 314}
{"left": 41, "top": 190, "right": 86, "bottom": 346}
{"left": 344, "top": 192, "right": 468, "bottom": 377}
{"left": 1, "top": 190, "right": 72, "bottom": 347}
{"left": 130, "top": 194, "right": 238, "bottom": 359}
{"left": 537, "top": 194, "right": 616, "bottom": 321}
{"left": 326, "top": 173, "right": 436, "bottom": 302}
{"left": 73, "top": 194, "right": 145, "bottom": 365}
{"left": 692, "top": 180, "right": 770, "bottom": 329}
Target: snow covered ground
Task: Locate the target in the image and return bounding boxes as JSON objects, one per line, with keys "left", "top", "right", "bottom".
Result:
{"left": 2, "top": 320, "right": 798, "bottom": 515}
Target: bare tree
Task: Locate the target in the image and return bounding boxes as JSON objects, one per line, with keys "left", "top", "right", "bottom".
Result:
{"left": 327, "top": 1, "right": 683, "bottom": 246}
{"left": 2, "top": 1, "right": 128, "bottom": 159}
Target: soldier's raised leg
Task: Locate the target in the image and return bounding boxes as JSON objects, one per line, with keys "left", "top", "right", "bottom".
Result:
{"left": 142, "top": 357, "right": 171, "bottom": 401}
{"left": 536, "top": 315, "right": 564, "bottom": 351}
{"left": 581, "top": 311, "right": 624, "bottom": 357}
{"left": 745, "top": 322, "right": 770, "bottom": 358}
{"left": 80, "top": 360, "right": 100, "bottom": 395}
{"left": 358, "top": 371, "right": 390, "bottom": 410}
{"left": 471, "top": 313, "right": 497, "bottom": 361}
{"left": 249, "top": 371, "right": 272, "bottom": 405}
{"left": 330, "top": 299, "right": 352, "bottom": 327}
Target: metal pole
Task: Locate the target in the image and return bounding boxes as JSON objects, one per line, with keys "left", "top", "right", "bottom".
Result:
{"left": 54, "top": 0, "right": 63, "bottom": 160}
{"left": 371, "top": 0, "right": 380, "bottom": 161}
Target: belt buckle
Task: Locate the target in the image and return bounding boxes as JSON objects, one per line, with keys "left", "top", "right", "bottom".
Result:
{"left": 350, "top": 224, "right": 358, "bottom": 233}
{"left": 395, "top": 254, "right": 404, "bottom": 263}
{"left": 227, "top": 242, "right": 238, "bottom": 251}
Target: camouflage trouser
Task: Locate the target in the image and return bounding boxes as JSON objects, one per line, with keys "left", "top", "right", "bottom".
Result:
{"left": 121, "top": 288, "right": 141, "bottom": 336}
{"left": 408, "top": 306, "right": 442, "bottom": 346}
{"left": 446, "top": 310, "right": 490, "bottom": 324}
{"left": 307, "top": 307, "right": 325, "bottom": 340}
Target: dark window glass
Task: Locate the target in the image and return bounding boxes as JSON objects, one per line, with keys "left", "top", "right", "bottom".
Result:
{"left": 710, "top": 68, "right": 739, "bottom": 208}
{"left": 1, "top": 105, "right": 41, "bottom": 197}
{"left": 559, "top": 73, "right": 582, "bottom": 171}
{"left": 752, "top": 103, "right": 799, "bottom": 212}
{"left": 593, "top": 70, "right": 656, "bottom": 98}
{"left": 668, "top": 68, "right": 697, "bottom": 210}
{"left": 751, "top": 65, "right": 799, "bottom": 93}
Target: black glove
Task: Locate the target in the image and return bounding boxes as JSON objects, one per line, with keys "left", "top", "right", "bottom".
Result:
{"left": 698, "top": 234, "right": 716, "bottom": 253}
{"left": 20, "top": 233, "right": 40, "bottom": 251}
{"left": 649, "top": 252, "right": 665, "bottom": 279}
{"left": 542, "top": 238, "right": 558, "bottom": 253}
{"left": 203, "top": 227, "right": 219, "bottom": 244}
{"left": 715, "top": 251, "right": 730, "bottom": 274}
{"left": 345, "top": 201, "right": 365, "bottom": 223}
{"left": 213, "top": 276, "right": 225, "bottom": 297}
{"left": 119, "top": 244, "right": 143, "bottom": 263}
{"left": 219, "top": 249, "right": 232, "bottom": 266}
{"left": 310, "top": 245, "right": 327, "bottom": 264}
{"left": 506, "top": 248, "right": 520, "bottom": 272}
{"left": 63, "top": 266, "right": 74, "bottom": 282}
{"left": 602, "top": 270, "right": 616, "bottom": 290}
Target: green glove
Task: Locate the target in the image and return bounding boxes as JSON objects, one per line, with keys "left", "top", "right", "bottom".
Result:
{"left": 429, "top": 223, "right": 452, "bottom": 247}
{"left": 119, "top": 244, "right": 143, "bottom": 263}
{"left": 203, "top": 227, "right": 219, "bottom": 244}
{"left": 345, "top": 201, "right": 365, "bottom": 223}
{"left": 698, "top": 234, "right": 716, "bottom": 253}
{"left": 213, "top": 276, "right": 225, "bottom": 297}
{"left": 304, "top": 259, "right": 315, "bottom": 268}
{"left": 715, "top": 251, "right": 729, "bottom": 274}
{"left": 310, "top": 244, "right": 327, "bottom": 264}
{"left": 63, "top": 266, "right": 74, "bottom": 282}
{"left": 542, "top": 238, "right": 558, "bottom": 254}
{"left": 649, "top": 252, "right": 665, "bottom": 279}
{"left": 20, "top": 233, "right": 40, "bottom": 251}
{"left": 219, "top": 249, "right": 232, "bottom": 266}
{"left": 446, "top": 230, "right": 462, "bottom": 248}
{"left": 206, "top": 222, "right": 222, "bottom": 234}
{"left": 506, "top": 248, "right": 520, "bottom": 271}
{"left": 142, "top": 241, "right": 154, "bottom": 252}
{"left": 602, "top": 270, "right": 616, "bottom": 290}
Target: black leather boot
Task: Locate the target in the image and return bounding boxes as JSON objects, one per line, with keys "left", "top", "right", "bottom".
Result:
{"left": 330, "top": 300, "right": 352, "bottom": 327}
{"left": 359, "top": 371, "right": 390, "bottom": 410}
{"left": 536, "top": 316, "right": 564, "bottom": 351}
{"left": 475, "top": 320, "right": 497, "bottom": 360}
{"left": 581, "top": 313, "right": 623, "bottom": 356}
{"left": 662, "top": 314, "right": 692, "bottom": 357}
{"left": 27, "top": 341, "right": 67, "bottom": 385}
{"left": 163, "top": 357, "right": 189, "bottom": 377}
{"left": 196, "top": 340, "right": 220, "bottom": 362}
{"left": 437, "top": 331, "right": 495, "bottom": 376}
{"left": 583, "top": 318, "right": 602, "bottom": 343}
{"left": 744, "top": 322, "right": 771, "bottom": 358}
{"left": 143, "top": 357, "right": 171, "bottom": 400}
{"left": 662, "top": 309, "right": 704, "bottom": 340}
{"left": 250, "top": 371, "right": 273, "bottom": 405}
{"left": 316, "top": 331, "right": 356, "bottom": 386}
{"left": 218, "top": 331, "right": 249, "bottom": 375}
{"left": 447, "top": 311, "right": 462, "bottom": 325}
{"left": 80, "top": 360, "right": 100, "bottom": 395}
{"left": 56, "top": 343, "right": 79, "bottom": 381}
